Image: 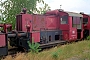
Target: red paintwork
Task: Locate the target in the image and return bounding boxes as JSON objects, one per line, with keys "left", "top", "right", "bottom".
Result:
{"left": 16, "top": 15, "right": 22, "bottom": 31}
{"left": 59, "top": 12, "right": 69, "bottom": 30}
{"left": 62, "top": 16, "right": 77, "bottom": 41}
{"left": 4, "top": 24, "right": 12, "bottom": 33}
{"left": 0, "top": 24, "right": 12, "bottom": 33}
{"left": 22, "top": 14, "right": 32, "bottom": 32}
{"left": 88, "top": 17, "right": 90, "bottom": 29}
{"left": 0, "top": 34, "right": 6, "bottom": 47}
{"left": 69, "top": 17, "right": 72, "bottom": 28}
{"left": 62, "top": 31, "right": 69, "bottom": 41}
{"left": 16, "top": 14, "right": 32, "bottom": 32}
{"left": 46, "top": 10, "right": 69, "bottom": 30}
{"left": 16, "top": 14, "right": 46, "bottom": 32}
{"left": 16, "top": 9, "right": 83, "bottom": 42}
{"left": 16, "top": 14, "right": 44, "bottom": 42}
{"left": 46, "top": 10, "right": 59, "bottom": 15}
{"left": 68, "top": 17, "right": 77, "bottom": 41}
{"left": 62, "top": 28, "right": 77, "bottom": 41}
{"left": 46, "top": 10, "right": 75, "bottom": 41}
{"left": 81, "top": 29, "right": 84, "bottom": 39}
{"left": 82, "top": 14, "right": 90, "bottom": 29}
{"left": 31, "top": 32, "right": 40, "bottom": 42}
{"left": 45, "top": 15, "right": 59, "bottom": 30}
{"left": 69, "top": 28, "right": 77, "bottom": 41}
{"left": 32, "top": 15, "right": 45, "bottom": 31}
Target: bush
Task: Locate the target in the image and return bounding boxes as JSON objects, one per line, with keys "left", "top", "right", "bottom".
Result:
{"left": 51, "top": 48, "right": 62, "bottom": 60}
{"left": 27, "top": 41, "right": 41, "bottom": 54}
{"left": 87, "top": 36, "right": 90, "bottom": 40}
{"left": 52, "top": 52, "right": 59, "bottom": 60}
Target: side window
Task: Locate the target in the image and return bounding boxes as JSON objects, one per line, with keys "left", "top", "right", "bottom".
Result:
{"left": 72, "top": 17, "right": 77, "bottom": 28}
{"left": 72, "top": 17, "right": 82, "bottom": 29}
{"left": 83, "top": 18, "right": 88, "bottom": 24}
{"left": 77, "top": 17, "right": 81, "bottom": 29}
{"left": 60, "top": 15, "right": 68, "bottom": 24}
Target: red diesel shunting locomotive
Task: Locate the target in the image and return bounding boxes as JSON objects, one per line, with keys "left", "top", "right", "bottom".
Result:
{"left": 0, "top": 9, "right": 90, "bottom": 56}
{"left": 9, "top": 9, "right": 84, "bottom": 50}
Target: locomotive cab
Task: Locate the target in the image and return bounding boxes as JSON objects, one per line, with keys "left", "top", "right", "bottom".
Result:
{"left": 60, "top": 11, "right": 83, "bottom": 41}
{"left": 71, "top": 14, "right": 83, "bottom": 40}
{"left": 46, "top": 9, "right": 83, "bottom": 41}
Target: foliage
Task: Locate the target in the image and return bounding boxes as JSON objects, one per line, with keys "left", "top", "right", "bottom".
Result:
{"left": 87, "top": 36, "right": 90, "bottom": 40}
{"left": 51, "top": 51, "right": 59, "bottom": 60}
{"left": 37, "top": 3, "right": 50, "bottom": 14}
{"left": 27, "top": 41, "right": 41, "bottom": 54}
{"left": 0, "top": 0, "right": 50, "bottom": 29}
{"left": 51, "top": 48, "right": 61, "bottom": 60}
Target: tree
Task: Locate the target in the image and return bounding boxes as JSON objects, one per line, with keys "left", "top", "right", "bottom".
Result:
{"left": 0, "top": 0, "right": 50, "bottom": 29}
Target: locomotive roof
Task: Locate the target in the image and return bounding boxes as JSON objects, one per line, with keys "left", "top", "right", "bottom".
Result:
{"left": 66, "top": 11, "right": 83, "bottom": 17}
{"left": 45, "top": 9, "right": 83, "bottom": 17}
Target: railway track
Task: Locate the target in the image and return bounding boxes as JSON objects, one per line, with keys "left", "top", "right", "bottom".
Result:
{"left": 7, "top": 40, "right": 78, "bottom": 55}
{"left": 40, "top": 40, "right": 66, "bottom": 48}
{"left": 1, "top": 40, "right": 81, "bottom": 60}
{"left": 8, "top": 40, "right": 66, "bottom": 54}
{"left": 7, "top": 40, "right": 66, "bottom": 55}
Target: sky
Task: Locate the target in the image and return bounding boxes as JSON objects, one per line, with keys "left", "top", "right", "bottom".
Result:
{"left": 1, "top": 0, "right": 90, "bottom": 14}
{"left": 44, "top": 0, "right": 90, "bottom": 14}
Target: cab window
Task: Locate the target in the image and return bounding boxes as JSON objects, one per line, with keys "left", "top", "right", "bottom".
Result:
{"left": 83, "top": 18, "right": 88, "bottom": 24}
{"left": 60, "top": 15, "right": 68, "bottom": 24}
{"left": 72, "top": 17, "right": 82, "bottom": 29}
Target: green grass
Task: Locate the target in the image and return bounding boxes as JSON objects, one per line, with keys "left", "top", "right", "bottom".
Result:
{"left": 2, "top": 40, "right": 90, "bottom": 60}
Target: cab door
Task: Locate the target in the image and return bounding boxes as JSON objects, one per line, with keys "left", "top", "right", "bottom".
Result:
{"left": 59, "top": 14, "right": 69, "bottom": 30}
